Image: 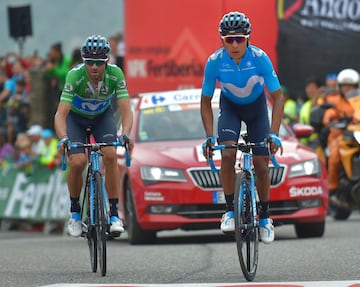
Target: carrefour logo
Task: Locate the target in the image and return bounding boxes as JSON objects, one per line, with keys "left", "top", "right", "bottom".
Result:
{"left": 151, "top": 95, "right": 166, "bottom": 105}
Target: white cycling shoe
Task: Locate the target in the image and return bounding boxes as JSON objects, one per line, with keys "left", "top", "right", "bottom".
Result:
{"left": 220, "top": 211, "right": 235, "bottom": 233}
{"left": 259, "top": 218, "right": 275, "bottom": 244}
{"left": 67, "top": 212, "right": 82, "bottom": 237}
{"left": 110, "top": 216, "right": 125, "bottom": 236}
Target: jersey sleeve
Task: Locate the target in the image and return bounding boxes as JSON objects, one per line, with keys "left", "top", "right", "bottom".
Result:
{"left": 255, "top": 48, "right": 281, "bottom": 93}
{"left": 112, "top": 66, "right": 129, "bottom": 100}
{"left": 59, "top": 69, "right": 77, "bottom": 104}
{"left": 201, "top": 52, "right": 219, "bottom": 97}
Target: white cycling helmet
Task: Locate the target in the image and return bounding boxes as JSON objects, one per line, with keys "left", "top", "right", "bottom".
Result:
{"left": 337, "top": 68, "right": 360, "bottom": 87}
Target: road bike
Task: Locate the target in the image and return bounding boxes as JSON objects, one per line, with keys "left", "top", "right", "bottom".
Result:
{"left": 208, "top": 134, "right": 281, "bottom": 281}
{"left": 61, "top": 128, "right": 131, "bottom": 276}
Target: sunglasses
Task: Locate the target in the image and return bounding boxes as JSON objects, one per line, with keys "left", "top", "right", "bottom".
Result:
{"left": 83, "top": 58, "right": 108, "bottom": 66}
{"left": 222, "top": 35, "right": 249, "bottom": 44}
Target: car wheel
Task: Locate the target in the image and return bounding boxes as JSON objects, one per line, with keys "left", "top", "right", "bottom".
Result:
{"left": 295, "top": 221, "right": 325, "bottom": 238}
{"left": 125, "top": 181, "right": 156, "bottom": 245}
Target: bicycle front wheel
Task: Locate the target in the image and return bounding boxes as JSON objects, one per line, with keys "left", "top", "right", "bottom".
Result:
{"left": 94, "top": 172, "right": 107, "bottom": 276}
{"left": 85, "top": 180, "right": 97, "bottom": 273}
{"left": 234, "top": 171, "right": 259, "bottom": 281}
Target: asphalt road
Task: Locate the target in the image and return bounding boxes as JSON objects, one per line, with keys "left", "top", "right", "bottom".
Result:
{"left": 0, "top": 212, "right": 360, "bottom": 287}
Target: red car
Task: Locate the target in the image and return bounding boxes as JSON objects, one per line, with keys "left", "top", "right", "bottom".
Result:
{"left": 117, "top": 89, "right": 329, "bottom": 244}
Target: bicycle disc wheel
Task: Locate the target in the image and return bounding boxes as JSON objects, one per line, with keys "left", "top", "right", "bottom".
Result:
{"left": 94, "top": 172, "right": 107, "bottom": 276}
{"left": 85, "top": 183, "right": 97, "bottom": 273}
{"left": 234, "top": 171, "right": 259, "bottom": 281}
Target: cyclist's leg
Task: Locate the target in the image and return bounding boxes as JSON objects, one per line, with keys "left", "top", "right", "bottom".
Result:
{"left": 244, "top": 95, "right": 274, "bottom": 243}
{"left": 217, "top": 96, "right": 241, "bottom": 232}
{"left": 92, "top": 108, "right": 124, "bottom": 234}
{"left": 66, "top": 112, "right": 88, "bottom": 236}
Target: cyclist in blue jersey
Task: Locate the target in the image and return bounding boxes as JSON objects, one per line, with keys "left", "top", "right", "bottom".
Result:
{"left": 201, "top": 12, "right": 284, "bottom": 244}
{"left": 54, "top": 35, "right": 133, "bottom": 237}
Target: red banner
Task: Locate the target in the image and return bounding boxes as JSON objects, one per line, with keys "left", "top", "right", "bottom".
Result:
{"left": 125, "top": 0, "right": 277, "bottom": 95}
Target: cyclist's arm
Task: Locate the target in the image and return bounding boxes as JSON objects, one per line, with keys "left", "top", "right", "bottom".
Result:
{"left": 200, "top": 95, "right": 214, "bottom": 137}
{"left": 268, "top": 88, "right": 284, "bottom": 135}
{"left": 54, "top": 102, "right": 71, "bottom": 140}
{"left": 201, "top": 53, "right": 219, "bottom": 137}
{"left": 117, "top": 98, "right": 133, "bottom": 136}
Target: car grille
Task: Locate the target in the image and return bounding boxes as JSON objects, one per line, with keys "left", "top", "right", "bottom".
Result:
{"left": 147, "top": 204, "right": 226, "bottom": 219}
{"left": 189, "top": 166, "right": 285, "bottom": 189}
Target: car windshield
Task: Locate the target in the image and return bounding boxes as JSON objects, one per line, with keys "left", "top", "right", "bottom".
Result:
{"left": 136, "top": 101, "right": 290, "bottom": 142}
{"left": 137, "top": 103, "right": 209, "bottom": 142}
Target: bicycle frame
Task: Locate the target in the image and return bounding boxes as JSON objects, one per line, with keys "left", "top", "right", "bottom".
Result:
{"left": 86, "top": 150, "right": 109, "bottom": 227}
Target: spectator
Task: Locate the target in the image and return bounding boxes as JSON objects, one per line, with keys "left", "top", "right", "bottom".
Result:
{"left": 14, "top": 133, "right": 32, "bottom": 176}
{"left": 0, "top": 68, "right": 8, "bottom": 133}
{"left": 109, "top": 32, "right": 125, "bottom": 70}
{"left": 325, "top": 73, "right": 338, "bottom": 95}
{"left": 26, "top": 124, "right": 44, "bottom": 163}
{"left": 27, "top": 50, "right": 44, "bottom": 70}
{"left": 282, "top": 85, "right": 298, "bottom": 129}
{"left": 6, "top": 78, "right": 30, "bottom": 141}
{"left": 299, "top": 77, "right": 323, "bottom": 148}
{"left": 0, "top": 127, "right": 14, "bottom": 169}
{"left": 39, "top": 129, "right": 60, "bottom": 169}
{"left": 71, "top": 47, "right": 82, "bottom": 68}
{"left": 45, "top": 42, "right": 72, "bottom": 93}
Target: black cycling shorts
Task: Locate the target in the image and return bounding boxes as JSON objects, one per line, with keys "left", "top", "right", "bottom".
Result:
{"left": 217, "top": 93, "right": 270, "bottom": 156}
{"left": 66, "top": 108, "right": 117, "bottom": 155}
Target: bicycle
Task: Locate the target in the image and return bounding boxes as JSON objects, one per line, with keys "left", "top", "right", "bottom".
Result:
{"left": 207, "top": 134, "right": 282, "bottom": 281}
{"left": 61, "top": 127, "right": 131, "bottom": 276}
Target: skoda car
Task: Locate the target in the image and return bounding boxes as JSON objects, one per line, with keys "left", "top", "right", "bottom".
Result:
{"left": 117, "top": 89, "right": 329, "bottom": 244}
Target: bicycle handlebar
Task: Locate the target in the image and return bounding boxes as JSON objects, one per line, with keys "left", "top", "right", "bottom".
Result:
{"left": 208, "top": 141, "right": 281, "bottom": 173}
{"left": 61, "top": 140, "right": 131, "bottom": 171}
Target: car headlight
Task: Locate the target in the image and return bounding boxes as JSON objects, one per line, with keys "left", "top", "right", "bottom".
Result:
{"left": 288, "top": 159, "right": 321, "bottom": 178}
{"left": 141, "top": 166, "right": 187, "bottom": 184}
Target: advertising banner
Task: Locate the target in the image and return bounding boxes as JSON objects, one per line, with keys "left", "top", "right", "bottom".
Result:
{"left": 0, "top": 164, "right": 69, "bottom": 221}
{"left": 125, "top": 0, "right": 277, "bottom": 95}
{"left": 125, "top": 0, "right": 360, "bottom": 99}
{"left": 277, "top": 0, "right": 360, "bottom": 97}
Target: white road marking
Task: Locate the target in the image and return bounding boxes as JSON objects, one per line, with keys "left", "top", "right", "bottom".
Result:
{"left": 39, "top": 281, "right": 360, "bottom": 287}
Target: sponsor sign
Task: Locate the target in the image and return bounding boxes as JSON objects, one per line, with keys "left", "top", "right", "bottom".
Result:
{"left": 277, "top": 0, "right": 360, "bottom": 96}
{"left": 125, "top": 0, "right": 277, "bottom": 95}
{"left": 0, "top": 165, "right": 69, "bottom": 221}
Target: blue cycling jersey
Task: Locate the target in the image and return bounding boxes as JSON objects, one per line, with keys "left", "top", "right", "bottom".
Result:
{"left": 201, "top": 45, "right": 281, "bottom": 105}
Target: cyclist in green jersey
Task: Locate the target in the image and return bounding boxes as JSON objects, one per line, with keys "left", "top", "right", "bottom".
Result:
{"left": 54, "top": 35, "right": 133, "bottom": 237}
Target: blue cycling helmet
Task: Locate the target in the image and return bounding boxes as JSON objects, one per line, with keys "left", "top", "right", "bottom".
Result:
{"left": 81, "top": 35, "right": 111, "bottom": 59}
{"left": 219, "top": 11, "right": 252, "bottom": 36}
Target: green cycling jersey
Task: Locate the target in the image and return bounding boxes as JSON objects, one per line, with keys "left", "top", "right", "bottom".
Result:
{"left": 60, "top": 63, "right": 129, "bottom": 119}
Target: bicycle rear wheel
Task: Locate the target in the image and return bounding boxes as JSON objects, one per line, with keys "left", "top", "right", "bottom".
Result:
{"left": 94, "top": 172, "right": 107, "bottom": 276}
{"left": 234, "top": 171, "right": 259, "bottom": 281}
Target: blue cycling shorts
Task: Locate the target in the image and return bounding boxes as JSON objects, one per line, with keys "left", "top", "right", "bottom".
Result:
{"left": 66, "top": 108, "right": 117, "bottom": 155}
{"left": 217, "top": 93, "right": 270, "bottom": 156}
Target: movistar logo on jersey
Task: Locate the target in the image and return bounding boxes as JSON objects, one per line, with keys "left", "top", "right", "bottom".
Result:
{"left": 72, "top": 95, "right": 111, "bottom": 115}
{"left": 220, "top": 75, "right": 265, "bottom": 99}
